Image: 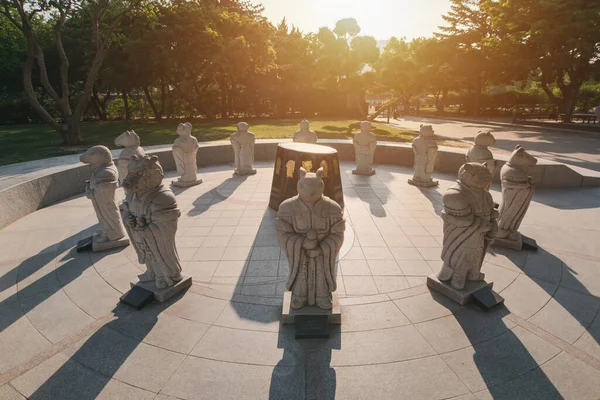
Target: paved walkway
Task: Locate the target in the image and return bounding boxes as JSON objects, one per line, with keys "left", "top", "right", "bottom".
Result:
{"left": 1, "top": 162, "right": 600, "bottom": 399}
{"left": 386, "top": 116, "right": 600, "bottom": 173}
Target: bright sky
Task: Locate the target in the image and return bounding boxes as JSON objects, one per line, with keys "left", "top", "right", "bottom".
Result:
{"left": 252, "top": 0, "right": 451, "bottom": 40}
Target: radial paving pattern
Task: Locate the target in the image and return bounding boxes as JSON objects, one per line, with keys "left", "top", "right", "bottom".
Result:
{"left": 1, "top": 162, "right": 600, "bottom": 399}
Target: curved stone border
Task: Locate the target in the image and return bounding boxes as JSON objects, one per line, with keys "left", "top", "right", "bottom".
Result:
{"left": 1, "top": 139, "right": 599, "bottom": 229}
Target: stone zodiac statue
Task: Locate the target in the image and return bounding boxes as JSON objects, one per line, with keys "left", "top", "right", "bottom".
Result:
{"left": 115, "top": 130, "right": 145, "bottom": 184}
{"left": 438, "top": 163, "right": 498, "bottom": 290}
{"left": 230, "top": 122, "right": 257, "bottom": 175}
{"left": 276, "top": 167, "right": 345, "bottom": 309}
{"left": 172, "top": 122, "right": 202, "bottom": 187}
{"left": 293, "top": 120, "right": 317, "bottom": 144}
{"left": 495, "top": 145, "right": 537, "bottom": 249}
{"left": 352, "top": 121, "right": 377, "bottom": 175}
{"left": 80, "top": 145, "right": 129, "bottom": 251}
{"left": 409, "top": 125, "right": 438, "bottom": 187}
{"left": 465, "top": 131, "right": 497, "bottom": 190}
{"left": 121, "top": 155, "right": 184, "bottom": 289}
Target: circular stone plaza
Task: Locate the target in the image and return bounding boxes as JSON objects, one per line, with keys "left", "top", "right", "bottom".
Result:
{"left": 0, "top": 141, "right": 600, "bottom": 400}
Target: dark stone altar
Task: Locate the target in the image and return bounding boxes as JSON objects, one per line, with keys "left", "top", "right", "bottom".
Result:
{"left": 268, "top": 143, "right": 344, "bottom": 210}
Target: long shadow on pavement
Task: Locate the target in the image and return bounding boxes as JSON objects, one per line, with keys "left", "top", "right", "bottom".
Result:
{"left": 27, "top": 297, "right": 186, "bottom": 400}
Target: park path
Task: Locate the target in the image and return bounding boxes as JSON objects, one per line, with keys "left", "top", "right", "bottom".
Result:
{"left": 386, "top": 116, "right": 600, "bottom": 173}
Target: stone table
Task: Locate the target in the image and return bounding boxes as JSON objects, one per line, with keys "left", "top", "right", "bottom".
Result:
{"left": 268, "top": 143, "right": 344, "bottom": 210}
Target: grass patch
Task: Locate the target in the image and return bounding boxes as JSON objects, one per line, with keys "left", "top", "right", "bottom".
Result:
{"left": 0, "top": 117, "right": 461, "bottom": 166}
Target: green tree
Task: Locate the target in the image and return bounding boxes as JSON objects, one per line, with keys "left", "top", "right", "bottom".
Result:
{"left": 0, "top": 0, "right": 142, "bottom": 144}
{"left": 437, "top": 0, "right": 491, "bottom": 116}
{"left": 484, "top": 0, "right": 600, "bottom": 122}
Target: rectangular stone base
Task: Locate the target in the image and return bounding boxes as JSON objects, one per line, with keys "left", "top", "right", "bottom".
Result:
{"left": 352, "top": 169, "right": 376, "bottom": 176}
{"left": 427, "top": 274, "right": 493, "bottom": 305}
{"left": 92, "top": 236, "right": 129, "bottom": 252}
{"left": 408, "top": 178, "right": 439, "bottom": 188}
{"left": 492, "top": 234, "right": 522, "bottom": 250}
{"left": 130, "top": 275, "right": 192, "bottom": 302}
{"left": 235, "top": 169, "right": 257, "bottom": 175}
{"left": 172, "top": 179, "right": 202, "bottom": 188}
{"left": 281, "top": 291, "right": 341, "bottom": 324}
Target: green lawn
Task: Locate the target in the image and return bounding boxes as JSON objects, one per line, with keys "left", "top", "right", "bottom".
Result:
{"left": 0, "top": 118, "right": 460, "bottom": 166}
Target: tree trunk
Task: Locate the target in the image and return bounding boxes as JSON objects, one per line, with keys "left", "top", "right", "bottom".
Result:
{"left": 160, "top": 79, "right": 166, "bottom": 118}
{"left": 63, "top": 116, "right": 83, "bottom": 145}
{"left": 441, "top": 88, "right": 448, "bottom": 113}
{"left": 92, "top": 86, "right": 107, "bottom": 120}
{"left": 122, "top": 90, "right": 130, "bottom": 120}
{"left": 143, "top": 86, "right": 161, "bottom": 120}
{"left": 474, "top": 76, "right": 482, "bottom": 117}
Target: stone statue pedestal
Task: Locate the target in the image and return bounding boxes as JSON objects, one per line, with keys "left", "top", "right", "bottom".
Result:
{"left": 172, "top": 179, "right": 202, "bottom": 188}
{"left": 92, "top": 234, "right": 129, "bottom": 252}
{"left": 234, "top": 169, "right": 256, "bottom": 176}
{"left": 408, "top": 178, "right": 438, "bottom": 188}
{"left": 281, "top": 291, "right": 341, "bottom": 324}
{"left": 130, "top": 275, "right": 192, "bottom": 303}
{"left": 427, "top": 274, "right": 493, "bottom": 305}
{"left": 269, "top": 143, "right": 344, "bottom": 210}
{"left": 493, "top": 233, "right": 538, "bottom": 251}
{"left": 352, "top": 168, "right": 375, "bottom": 176}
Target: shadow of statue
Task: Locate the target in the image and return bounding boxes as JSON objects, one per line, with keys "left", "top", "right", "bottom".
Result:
{"left": 489, "top": 245, "right": 600, "bottom": 352}
{"left": 185, "top": 175, "right": 249, "bottom": 217}
{"left": 27, "top": 295, "right": 186, "bottom": 400}
{"left": 269, "top": 323, "right": 339, "bottom": 400}
{"left": 429, "top": 293, "right": 562, "bottom": 398}
{"left": 0, "top": 226, "right": 101, "bottom": 335}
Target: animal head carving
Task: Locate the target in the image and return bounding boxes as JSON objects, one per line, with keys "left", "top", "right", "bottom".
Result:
{"left": 122, "top": 155, "right": 164, "bottom": 193}
{"left": 176, "top": 122, "right": 193, "bottom": 136}
{"left": 458, "top": 162, "right": 492, "bottom": 189}
{"left": 508, "top": 145, "right": 537, "bottom": 168}
{"left": 360, "top": 121, "right": 371, "bottom": 133}
{"left": 419, "top": 124, "right": 435, "bottom": 137}
{"left": 80, "top": 145, "right": 112, "bottom": 166}
{"left": 114, "top": 130, "right": 141, "bottom": 148}
{"left": 297, "top": 167, "right": 325, "bottom": 203}
{"left": 237, "top": 122, "right": 249, "bottom": 132}
{"left": 473, "top": 131, "right": 495, "bottom": 147}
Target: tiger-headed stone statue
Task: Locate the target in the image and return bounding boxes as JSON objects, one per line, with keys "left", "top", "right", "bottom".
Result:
{"left": 121, "top": 155, "right": 184, "bottom": 289}
{"left": 438, "top": 162, "right": 498, "bottom": 290}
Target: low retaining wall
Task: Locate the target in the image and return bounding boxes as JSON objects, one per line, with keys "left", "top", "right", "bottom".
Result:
{"left": 1, "top": 139, "right": 598, "bottom": 229}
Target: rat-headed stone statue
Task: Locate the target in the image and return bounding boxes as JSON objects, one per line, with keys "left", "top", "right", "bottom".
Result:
{"left": 80, "top": 145, "right": 129, "bottom": 251}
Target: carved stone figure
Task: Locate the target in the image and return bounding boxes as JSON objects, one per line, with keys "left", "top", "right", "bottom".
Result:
{"left": 465, "top": 131, "right": 497, "bottom": 189}
{"left": 121, "top": 155, "right": 184, "bottom": 289}
{"left": 437, "top": 163, "right": 498, "bottom": 290}
{"left": 230, "top": 122, "right": 257, "bottom": 175}
{"left": 172, "top": 122, "right": 202, "bottom": 187}
{"left": 495, "top": 145, "right": 537, "bottom": 249}
{"left": 115, "top": 130, "right": 145, "bottom": 184}
{"left": 352, "top": 121, "right": 377, "bottom": 175}
{"left": 80, "top": 146, "right": 129, "bottom": 251}
{"left": 276, "top": 167, "right": 345, "bottom": 310}
{"left": 293, "top": 120, "right": 317, "bottom": 144}
{"left": 409, "top": 125, "right": 438, "bottom": 187}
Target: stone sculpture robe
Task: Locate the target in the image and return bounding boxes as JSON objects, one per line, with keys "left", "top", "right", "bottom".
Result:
{"left": 173, "top": 135, "right": 199, "bottom": 183}
{"left": 88, "top": 163, "right": 126, "bottom": 241}
{"left": 122, "top": 185, "right": 183, "bottom": 286}
{"left": 439, "top": 180, "right": 496, "bottom": 288}
{"left": 231, "top": 131, "right": 256, "bottom": 174}
{"left": 277, "top": 197, "right": 345, "bottom": 307}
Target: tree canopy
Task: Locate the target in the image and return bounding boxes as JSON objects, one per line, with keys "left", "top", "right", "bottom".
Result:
{"left": 1, "top": 0, "right": 599, "bottom": 143}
